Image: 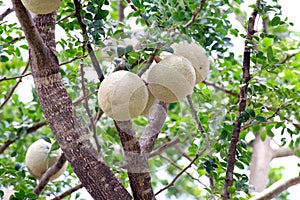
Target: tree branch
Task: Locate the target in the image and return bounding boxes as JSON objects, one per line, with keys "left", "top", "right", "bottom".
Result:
{"left": 183, "top": 0, "right": 206, "bottom": 28}
{"left": 250, "top": 176, "right": 300, "bottom": 200}
{"left": 0, "top": 7, "right": 14, "bottom": 21}
{"left": 203, "top": 80, "right": 239, "bottom": 98}
{"left": 155, "top": 150, "right": 205, "bottom": 196}
{"left": 0, "top": 121, "right": 47, "bottom": 154}
{"left": 0, "top": 62, "right": 29, "bottom": 109}
{"left": 51, "top": 184, "right": 83, "bottom": 200}
{"left": 12, "top": 1, "right": 132, "bottom": 199}
{"left": 33, "top": 154, "right": 68, "bottom": 197}
{"left": 272, "top": 145, "right": 300, "bottom": 158}
{"left": 80, "top": 63, "right": 101, "bottom": 153}
{"left": 115, "top": 120, "right": 155, "bottom": 200}
{"left": 0, "top": 72, "right": 31, "bottom": 82}
{"left": 222, "top": 2, "right": 259, "bottom": 199}
{"left": 140, "top": 101, "right": 169, "bottom": 154}
{"left": 73, "top": 0, "right": 104, "bottom": 81}
{"left": 126, "top": 0, "right": 150, "bottom": 27}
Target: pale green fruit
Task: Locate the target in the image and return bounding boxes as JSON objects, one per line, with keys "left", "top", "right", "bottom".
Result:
{"left": 140, "top": 88, "right": 155, "bottom": 115}
{"left": 146, "top": 55, "right": 196, "bottom": 103}
{"left": 21, "top": 0, "right": 61, "bottom": 14}
{"left": 25, "top": 139, "right": 67, "bottom": 180}
{"left": 98, "top": 70, "right": 149, "bottom": 121}
{"left": 171, "top": 42, "right": 209, "bottom": 84}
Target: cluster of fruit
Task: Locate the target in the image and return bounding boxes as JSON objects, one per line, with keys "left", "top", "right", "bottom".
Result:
{"left": 98, "top": 42, "right": 210, "bottom": 121}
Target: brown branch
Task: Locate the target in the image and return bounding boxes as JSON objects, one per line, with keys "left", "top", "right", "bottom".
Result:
{"left": 126, "top": 0, "right": 150, "bottom": 27}
{"left": 140, "top": 100, "right": 169, "bottom": 154}
{"left": 72, "top": 90, "right": 97, "bottom": 106}
{"left": 137, "top": 44, "right": 160, "bottom": 77}
{"left": 203, "top": 80, "right": 240, "bottom": 98}
{"left": 33, "top": 154, "right": 67, "bottom": 197}
{"left": 0, "top": 8, "right": 14, "bottom": 21}
{"left": 59, "top": 55, "right": 88, "bottom": 66}
{"left": 56, "top": 12, "right": 76, "bottom": 24}
{"left": 114, "top": 120, "right": 155, "bottom": 200}
{"left": 51, "top": 184, "right": 83, "bottom": 200}
{"left": 155, "top": 150, "right": 204, "bottom": 196}
{"left": 149, "top": 137, "right": 180, "bottom": 158}
{"left": 250, "top": 176, "right": 300, "bottom": 200}
{"left": 0, "top": 62, "right": 30, "bottom": 109}
{"left": 159, "top": 154, "right": 207, "bottom": 187}
{"left": 279, "top": 52, "right": 300, "bottom": 65}
{"left": 222, "top": 2, "right": 259, "bottom": 199}
{"left": 0, "top": 121, "right": 47, "bottom": 154}
{"left": 7, "top": 36, "right": 25, "bottom": 44}
{"left": 73, "top": 0, "right": 104, "bottom": 81}
{"left": 80, "top": 63, "right": 101, "bottom": 153}
{"left": 118, "top": 0, "right": 125, "bottom": 22}
{"left": 0, "top": 72, "right": 31, "bottom": 82}
{"left": 183, "top": 0, "right": 206, "bottom": 29}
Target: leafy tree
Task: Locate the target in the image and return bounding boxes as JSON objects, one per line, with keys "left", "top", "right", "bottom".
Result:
{"left": 0, "top": 0, "right": 299, "bottom": 200}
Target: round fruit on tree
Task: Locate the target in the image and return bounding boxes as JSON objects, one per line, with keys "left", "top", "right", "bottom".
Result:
{"left": 25, "top": 139, "right": 67, "bottom": 180}
{"left": 98, "top": 70, "right": 149, "bottom": 121}
{"left": 171, "top": 42, "right": 209, "bottom": 84}
{"left": 21, "top": 0, "right": 61, "bottom": 14}
{"left": 146, "top": 55, "right": 196, "bottom": 103}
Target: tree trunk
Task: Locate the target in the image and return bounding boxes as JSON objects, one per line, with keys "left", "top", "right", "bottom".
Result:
{"left": 12, "top": 1, "right": 132, "bottom": 199}
{"left": 249, "top": 133, "right": 273, "bottom": 192}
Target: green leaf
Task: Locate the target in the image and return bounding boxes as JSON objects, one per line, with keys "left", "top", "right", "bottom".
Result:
{"left": 50, "top": 141, "right": 60, "bottom": 151}
{"left": 260, "top": 132, "right": 266, "bottom": 141}
{"left": 271, "top": 16, "right": 281, "bottom": 26}
{"left": 246, "top": 109, "right": 255, "bottom": 118}
{"left": 0, "top": 55, "right": 8, "bottom": 62}
{"left": 255, "top": 116, "right": 267, "bottom": 122}
{"left": 267, "top": 46, "right": 273, "bottom": 62}
{"left": 132, "top": 0, "right": 141, "bottom": 8}
{"left": 41, "top": 136, "right": 52, "bottom": 144}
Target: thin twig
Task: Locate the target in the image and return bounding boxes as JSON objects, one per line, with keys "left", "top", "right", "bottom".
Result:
{"left": 155, "top": 150, "right": 205, "bottom": 196}
{"left": 118, "top": 0, "right": 125, "bottom": 22}
{"left": 203, "top": 80, "right": 239, "bottom": 98}
{"left": 137, "top": 44, "right": 160, "bottom": 76}
{"left": 0, "top": 8, "right": 14, "bottom": 21}
{"left": 56, "top": 12, "right": 76, "bottom": 24}
{"left": 0, "top": 121, "right": 47, "bottom": 154}
{"left": 0, "top": 62, "right": 29, "bottom": 109}
{"left": 73, "top": 90, "right": 98, "bottom": 106}
{"left": 59, "top": 55, "right": 88, "bottom": 66}
{"left": 51, "top": 184, "right": 83, "bottom": 200}
{"left": 126, "top": 0, "right": 150, "bottom": 27}
{"left": 79, "top": 63, "right": 101, "bottom": 153}
{"left": 159, "top": 154, "right": 207, "bottom": 187}
{"left": 0, "top": 72, "right": 31, "bottom": 82}
{"left": 73, "top": 0, "right": 104, "bottom": 81}
{"left": 183, "top": 0, "right": 206, "bottom": 28}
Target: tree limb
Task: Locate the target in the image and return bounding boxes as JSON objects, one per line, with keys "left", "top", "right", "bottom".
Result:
{"left": 0, "top": 7, "right": 14, "bottom": 21}
{"left": 51, "top": 184, "right": 83, "bottom": 200}
{"left": 115, "top": 120, "right": 155, "bottom": 200}
{"left": 33, "top": 154, "right": 68, "bottom": 197}
{"left": 12, "top": 1, "right": 132, "bottom": 199}
{"left": 222, "top": 2, "right": 259, "bottom": 199}
{"left": 203, "top": 80, "right": 239, "bottom": 98}
{"left": 73, "top": 0, "right": 104, "bottom": 81}
{"left": 272, "top": 146, "right": 300, "bottom": 158}
{"left": 0, "top": 121, "right": 47, "bottom": 154}
{"left": 0, "top": 62, "right": 29, "bottom": 109}
{"left": 140, "top": 101, "right": 169, "bottom": 154}
{"left": 183, "top": 0, "right": 206, "bottom": 28}
{"left": 250, "top": 176, "right": 300, "bottom": 200}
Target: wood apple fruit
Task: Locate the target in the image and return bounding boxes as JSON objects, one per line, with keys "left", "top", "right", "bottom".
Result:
{"left": 21, "top": 0, "right": 61, "bottom": 14}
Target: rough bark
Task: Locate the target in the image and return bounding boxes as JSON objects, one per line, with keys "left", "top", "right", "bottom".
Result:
{"left": 12, "top": 1, "right": 131, "bottom": 199}
{"left": 115, "top": 121, "right": 156, "bottom": 200}
{"left": 249, "top": 133, "right": 273, "bottom": 192}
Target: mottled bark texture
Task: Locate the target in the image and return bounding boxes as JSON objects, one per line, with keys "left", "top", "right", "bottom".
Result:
{"left": 115, "top": 121, "right": 156, "bottom": 200}
{"left": 11, "top": 1, "right": 131, "bottom": 199}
